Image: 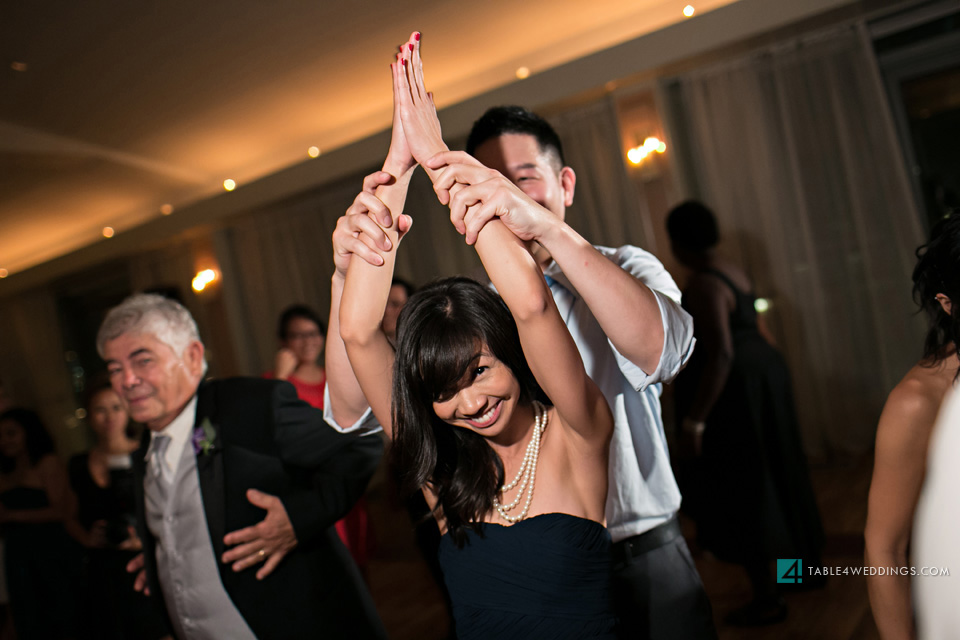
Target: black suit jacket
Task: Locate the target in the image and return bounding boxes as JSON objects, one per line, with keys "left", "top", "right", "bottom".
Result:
{"left": 133, "top": 378, "right": 387, "bottom": 639}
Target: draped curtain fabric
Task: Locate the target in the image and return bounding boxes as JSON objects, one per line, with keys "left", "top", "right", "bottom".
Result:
{"left": 212, "top": 111, "right": 649, "bottom": 378}
{"left": 667, "top": 25, "right": 926, "bottom": 458}
{"left": 0, "top": 289, "right": 86, "bottom": 455}
{"left": 549, "top": 98, "right": 653, "bottom": 251}
{"left": 214, "top": 163, "right": 482, "bottom": 377}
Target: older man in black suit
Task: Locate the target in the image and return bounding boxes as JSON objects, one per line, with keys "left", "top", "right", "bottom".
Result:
{"left": 99, "top": 293, "right": 386, "bottom": 640}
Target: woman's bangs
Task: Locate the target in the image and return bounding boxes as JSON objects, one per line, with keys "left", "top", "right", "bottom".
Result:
{"left": 413, "top": 320, "right": 481, "bottom": 401}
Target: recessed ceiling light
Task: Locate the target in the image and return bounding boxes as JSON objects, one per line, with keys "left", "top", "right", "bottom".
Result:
{"left": 515, "top": 66, "right": 530, "bottom": 80}
{"left": 10, "top": 62, "right": 28, "bottom": 72}
{"left": 308, "top": 146, "right": 321, "bottom": 158}
{"left": 102, "top": 227, "right": 115, "bottom": 238}
{"left": 0, "top": 268, "right": 8, "bottom": 278}
{"left": 683, "top": 5, "right": 695, "bottom": 17}
{"left": 160, "top": 204, "right": 174, "bottom": 215}
{"left": 223, "top": 179, "right": 236, "bottom": 191}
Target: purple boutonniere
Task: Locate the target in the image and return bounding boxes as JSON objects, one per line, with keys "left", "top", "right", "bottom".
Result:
{"left": 192, "top": 418, "right": 217, "bottom": 456}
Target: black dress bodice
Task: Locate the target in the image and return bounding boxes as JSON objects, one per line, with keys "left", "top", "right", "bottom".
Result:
{"left": 438, "top": 513, "right": 617, "bottom": 639}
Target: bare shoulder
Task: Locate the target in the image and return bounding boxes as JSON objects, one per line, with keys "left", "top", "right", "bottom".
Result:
{"left": 685, "top": 272, "right": 734, "bottom": 313}
{"left": 877, "top": 362, "right": 954, "bottom": 446}
{"left": 686, "top": 271, "right": 731, "bottom": 299}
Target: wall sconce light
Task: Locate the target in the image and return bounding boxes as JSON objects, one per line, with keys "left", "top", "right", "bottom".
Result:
{"left": 627, "top": 136, "right": 667, "bottom": 166}
{"left": 192, "top": 268, "right": 219, "bottom": 293}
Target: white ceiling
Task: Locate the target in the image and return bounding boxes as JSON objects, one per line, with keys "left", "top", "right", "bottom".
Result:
{"left": 1, "top": 0, "right": 750, "bottom": 281}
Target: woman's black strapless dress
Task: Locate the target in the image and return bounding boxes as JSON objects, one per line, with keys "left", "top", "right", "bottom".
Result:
{"left": 438, "top": 513, "right": 617, "bottom": 639}
{"left": 0, "top": 486, "right": 81, "bottom": 640}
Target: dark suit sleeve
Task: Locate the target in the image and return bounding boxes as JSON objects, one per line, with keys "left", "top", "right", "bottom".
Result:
{"left": 269, "top": 382, "right": 384, "bottom": 543}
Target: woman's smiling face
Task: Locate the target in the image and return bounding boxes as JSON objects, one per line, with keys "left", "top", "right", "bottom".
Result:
{"left": 431, "top": 349, "right": 522, "bottom": 438}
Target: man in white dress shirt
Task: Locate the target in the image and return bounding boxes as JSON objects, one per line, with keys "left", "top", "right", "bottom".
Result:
{"left": 329, "top": 106, "right": 716, "bottom": 639}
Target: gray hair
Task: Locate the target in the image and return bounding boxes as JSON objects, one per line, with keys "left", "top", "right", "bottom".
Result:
{"left": 97, "top": 293, "right": 203, "bottom": 362}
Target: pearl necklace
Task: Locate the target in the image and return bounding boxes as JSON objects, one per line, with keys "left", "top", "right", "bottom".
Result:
{"left": 493, "top": 401, "right": 548, "bottom": 523}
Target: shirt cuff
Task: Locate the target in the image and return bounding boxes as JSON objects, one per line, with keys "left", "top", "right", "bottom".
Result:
{"left": 611, "top": 289, "right": 696, "bottom": 391}
{"left": 322, "top": 384, "right": 383, "bottom": 436}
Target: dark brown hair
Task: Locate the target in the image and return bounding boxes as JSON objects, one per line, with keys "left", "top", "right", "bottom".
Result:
{"left": 391, "top": 277, "right": 547, "bottom": 547}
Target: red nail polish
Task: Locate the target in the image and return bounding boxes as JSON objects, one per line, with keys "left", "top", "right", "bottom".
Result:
{"left": 414, "top": 32, "right": 421, "bottom": 41}
{"left": 408, "top": 43, "right": 414, "bottom": 51}
{"left": 402, "top": 59, "right": 407, "bottom": 66}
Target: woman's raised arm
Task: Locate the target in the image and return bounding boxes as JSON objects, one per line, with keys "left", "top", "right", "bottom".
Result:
{"left": 395, "top": 36, "right": 612, "bottom": 452}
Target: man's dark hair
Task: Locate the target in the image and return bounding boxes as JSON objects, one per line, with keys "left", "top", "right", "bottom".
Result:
{"left": 666, "top": 200, "right": 720, "bottom": 253}
{"left": 390, "top": 277, "right": 548, "bottom": 547}
{"left": 466, "top": 106, "right": 566, "bottom": 169}
{"left": 277, "top": 304, "right": 327, "bottom": 341}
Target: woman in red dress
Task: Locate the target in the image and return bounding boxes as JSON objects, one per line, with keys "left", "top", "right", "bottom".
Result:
{"left": 266, "top": 304, "right": 371, "bottom": 577}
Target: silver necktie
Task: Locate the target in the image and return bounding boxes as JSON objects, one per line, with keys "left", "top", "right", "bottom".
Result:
{"left": 149, "top": 434, "right": 172, "bottom": 486}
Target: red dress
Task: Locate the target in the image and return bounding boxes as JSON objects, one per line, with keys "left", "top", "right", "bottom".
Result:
{"left": 264, "top": 371, "right": 371, "bottom": 571}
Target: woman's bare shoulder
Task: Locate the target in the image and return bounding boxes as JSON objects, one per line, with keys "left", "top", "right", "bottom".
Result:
{"left": 880, "top": 361, "right": 955, "bottom": 441}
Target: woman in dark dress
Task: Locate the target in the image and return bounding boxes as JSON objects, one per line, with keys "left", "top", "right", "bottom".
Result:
{"left": 0, "top": 408, "right": 81, "bottom": 639}
{"left": 667, "top": 201, "right": 824, "bottom": 626}
{"left": 69, "top": 379, "right": 171, "bottom": 640}
{"left": 328, "top": 32, "right": 617, "bottom": 638}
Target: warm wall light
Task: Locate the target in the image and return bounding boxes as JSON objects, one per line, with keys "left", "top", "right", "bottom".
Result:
{"left": 683, "top": 5, "right": 695, "bottom": 17}
{"left": 192, "top": 269, "right": 218, "bottom": 292}
{"left": 0, "top": 268, "right": 8, "bottom": 278}
{"left": 308, "top": 146, "right": 321, "bottom": 158}
{"left": 223, "top": 179, "right": 236, "bottom": 191}
{"left": 627, "top": 147, "right": 648, "bottom": 164}
{"left": 515, "top": 66, "right": 530, "bottom": 79}
{"left": 160, "top": 204, "right": 174, "bottom": 215}
{"left": 102, "top": 227, "right": 115, "bottom": 238}
{"left": 627, "top": 136, "right": 667, "bottom": 165}
{"left": 10, "top": 61, "right": 28, "bottom": 72}
{"left": 754, "top": 298, "right": 771, "bottom": 314}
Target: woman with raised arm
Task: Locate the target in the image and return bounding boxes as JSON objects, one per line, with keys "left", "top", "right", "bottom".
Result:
{"left": 331, "top": 33, "right": 616, "bottom": 638}
{"left": 865, "top": 212, "right": 960, "bottom": 640}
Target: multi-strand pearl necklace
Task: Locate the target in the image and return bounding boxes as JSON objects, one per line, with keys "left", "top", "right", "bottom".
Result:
{"left": 492, "top": 400, "right": 548, "bottom": 523}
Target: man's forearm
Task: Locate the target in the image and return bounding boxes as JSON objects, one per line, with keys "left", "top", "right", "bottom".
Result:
{"left": 326, "top": 275, "right": 370, "bottom": 428}
{"left": 539, "top": 221, "right": 665, "bottom": 374}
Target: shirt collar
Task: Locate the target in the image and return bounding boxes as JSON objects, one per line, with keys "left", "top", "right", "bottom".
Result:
{"left": 150, "top": 394, "right": 198, "bottom": 473}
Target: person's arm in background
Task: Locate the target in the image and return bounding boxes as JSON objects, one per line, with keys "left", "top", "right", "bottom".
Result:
{"left": 222, "top": 381, "right": 384, "bottom": 579}
{"left": 865, "top": 375, "right": 940, "bottom": 640}
{"left": 677, "top": 275, "right": 734, "bottom": 449}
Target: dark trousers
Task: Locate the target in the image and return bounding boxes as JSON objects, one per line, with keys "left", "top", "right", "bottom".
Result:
{"left": 612, "top": 529, "right": 717, "bottom": 640}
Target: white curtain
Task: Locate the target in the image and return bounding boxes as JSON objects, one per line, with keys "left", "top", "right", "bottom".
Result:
{"left": 215, "top": 165, "right": 483, "bottom": 376}
{"left": 667, "top": 25, "right": 926, "bottom": 458}
{"left": 0, "top": 289, "right": 87, "bottom": 455}
{"left": 550, "top": 98, "right": 653, "bottom": 251}
{"left": 213, "top": 112, "right": 652, "bottom": 377}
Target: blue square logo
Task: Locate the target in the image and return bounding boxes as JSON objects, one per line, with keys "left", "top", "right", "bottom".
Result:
{"left": 777, "top": 559, "right": 803, "bottom": 584}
